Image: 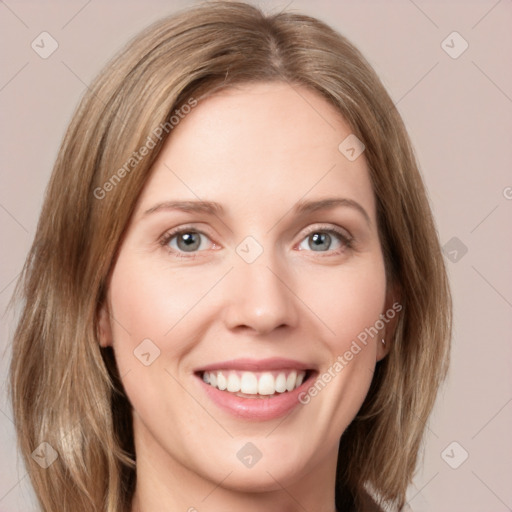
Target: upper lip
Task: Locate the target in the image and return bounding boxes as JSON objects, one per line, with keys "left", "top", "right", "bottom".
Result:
{"left": 194, "top": 357, "right": 315, "bottom": 373}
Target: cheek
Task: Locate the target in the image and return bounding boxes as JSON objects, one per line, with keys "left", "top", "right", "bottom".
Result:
{"left": 107, "top": 254, "right": 215, "bottom": 355}
{"left": 303, "top": 256, "right": 387, "bottom": 352}
{"left": 298, "top": 260, "right": 386, "bottom": 426}
{"left": 105, "top": 254, "right": 209, "bottom": 430}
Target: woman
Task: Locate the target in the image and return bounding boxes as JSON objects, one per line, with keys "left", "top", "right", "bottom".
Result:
{"left": 9, "top": 2, "right": 451, "bottom": 511}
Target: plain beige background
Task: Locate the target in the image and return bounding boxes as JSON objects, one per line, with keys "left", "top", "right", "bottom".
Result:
{"left": 1, "top": 1, "right": 511, "bottom": 511}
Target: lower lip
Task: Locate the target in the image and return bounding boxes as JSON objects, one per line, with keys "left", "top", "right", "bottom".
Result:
{"left": 196, "top": 373, "right": 315, "bottom": 421}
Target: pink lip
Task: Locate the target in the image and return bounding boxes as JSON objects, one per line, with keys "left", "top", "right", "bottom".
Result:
{"left": 194, "top": 358, "right": 316, "bottom": 421}
{"left": 194, "top": 357, "right": 313, "bottom": 373}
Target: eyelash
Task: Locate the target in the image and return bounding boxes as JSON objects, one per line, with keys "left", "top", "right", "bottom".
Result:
{"left": 158, "top": 224, "right": 354, "bottom": 259}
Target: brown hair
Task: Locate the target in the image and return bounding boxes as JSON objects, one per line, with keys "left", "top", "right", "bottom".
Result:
{"left": 9, "top": 2, "right": 451, "bottom": 510}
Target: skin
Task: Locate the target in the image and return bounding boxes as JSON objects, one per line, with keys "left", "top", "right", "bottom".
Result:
{"left": 98, "top": 82, "right": 395, "bottom": 512}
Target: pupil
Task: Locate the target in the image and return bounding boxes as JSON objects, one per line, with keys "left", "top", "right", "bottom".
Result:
{"left": 178, "top": 232, "right": 200, "bottom": 251}
{"left": 310, "top": 232, "right": 330, "bottom": 251}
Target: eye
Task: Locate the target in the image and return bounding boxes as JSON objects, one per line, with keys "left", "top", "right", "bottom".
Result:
{"left": 160, "top": 227, "right": 215, "bottom": 257}
{"left": 159, "top": 224, "right": 353, "bottom": 258}
{"left": 297, "top": 225, "right": 353, "bottom": 254}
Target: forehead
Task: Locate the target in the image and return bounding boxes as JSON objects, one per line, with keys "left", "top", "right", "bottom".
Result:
{"left": 134, "top": 81, "right": 376, "bottom": 223}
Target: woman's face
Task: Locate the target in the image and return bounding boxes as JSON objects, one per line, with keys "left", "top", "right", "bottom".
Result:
{"left": 100, "top": 82, "right": 392, "bottom": 502}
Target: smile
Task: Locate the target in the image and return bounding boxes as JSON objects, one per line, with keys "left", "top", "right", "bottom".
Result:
{"left": 200, "top": 369, "right": 308, "bottom": 398}
{"left": 194, "top": 358, "right": 317, "bottom": 420}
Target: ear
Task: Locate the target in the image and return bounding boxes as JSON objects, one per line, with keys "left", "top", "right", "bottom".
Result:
{"left": 97, "top": 301, "right": 113, "bottom": 348}
{"left": 376, "top": 281, "right": 401, "bottom": 362}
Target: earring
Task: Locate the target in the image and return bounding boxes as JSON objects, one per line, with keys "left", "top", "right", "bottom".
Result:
{"left": 381, "top": 338, "right": 386, "bottom": 345}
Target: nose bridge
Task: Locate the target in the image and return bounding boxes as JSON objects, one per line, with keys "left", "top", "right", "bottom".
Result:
{"left": 222, "top": 242, "right": 299, "bottom": 334}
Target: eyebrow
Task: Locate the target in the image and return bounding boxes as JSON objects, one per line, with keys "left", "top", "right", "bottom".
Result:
{"left": 143, "top": 197, "right": 371, "bottom": 226}
{"left": 144, "top": 200, "right": 223, "bottom": 216}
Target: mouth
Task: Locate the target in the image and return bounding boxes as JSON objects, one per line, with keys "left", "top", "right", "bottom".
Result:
{"left": 195, "top": 368, "right": 316, "bottom": 399}
{"left": 192, "top": 358, "right": 318, "bottom": 420}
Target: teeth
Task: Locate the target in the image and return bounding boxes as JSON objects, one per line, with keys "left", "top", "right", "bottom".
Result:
{"left": 217, "top": 372, "right": 227, "bottom": 391}
{"left": 227, "top": 373, "right": 240, "bottom": 392}
{"left": 286, "top": 370, "right": 297, "bottom": 392}
{"left": 275, "top": 373, "right": 287, "bottom": 393}
{"left": 241, "top": 372, "right": 258, "bottom": 394}
{"left": 258, "top": 373, "right": 275, "bottom": 395}
{"left": 202, "top": 369, "right": 307, "bottom": 396}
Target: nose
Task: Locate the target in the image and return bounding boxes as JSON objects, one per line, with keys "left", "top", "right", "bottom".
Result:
{"left": 221, "top": 254, "right": 300, "bottom": 336}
